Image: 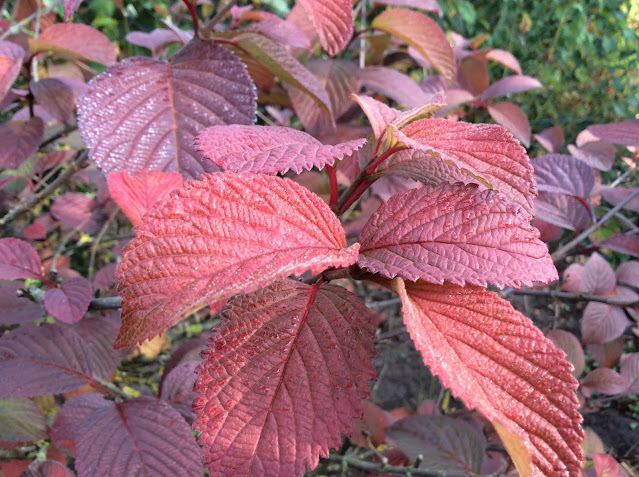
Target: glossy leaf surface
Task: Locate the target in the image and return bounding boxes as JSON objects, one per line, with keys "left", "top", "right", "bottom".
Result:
{"left": 193, "top": 279, "right": 377, "bottom": 477}
{"left": 116, "top": 173, "right": 359, "bottom": 348}
{"left": 298, "top": 0, "right": 352, "bottom": 56}
{"left": 44, "top": 277, "right": 92, "bottom": 324}
{"left": 0, "top": 238, "right": 43, "bottom": 280}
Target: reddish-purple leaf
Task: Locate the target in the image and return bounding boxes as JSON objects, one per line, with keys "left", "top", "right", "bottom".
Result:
{"left": 0, "top": 313, "right": 123, "bottom": 397}
{"left": 63, "top": 0, "right": 83, "bottom": 21}
{"left": 197, "top": 125, "right": 365, "bottom": 175}
{"left": 581, "top": 301, "right": 632, "bottom": 345}
{"left": 72, "top": 396, "right": 201, "bottom": 476}
{"left": 591, "top": 454, "right": 624, "bottom": 477}
{"left": 546, "top": 329, "right": 585, "bottom": 378}
{"left": 0, "top": 398, "right": 47, "bottom": 442}
{"left": 372, "top": 0, "right": 442, "bottom": 15}
{"left": 0, "top": 282, "right": 43, "bottom": 325}
{"left": 50, "top": 193, "right": 105, "bottom": 235}
{"left": 22, "top": 460, "right": 74, "bottom": 477}
{"left": 387, "top": 414, "right": 486, "bottom": 474}
{"left": 115, "top": 173, "right": 359, "bottom": 348}
{"left": 372, "top": 9, "right": 455, "bottom": 84}
{"left": 298, "top": 0, "right": 352, "bottom": 56}
{"left": 160, "top": 361, "right": 198, "bottom": 420}
{"left": 487, "top": 101, "right": 531, "bottom": 147}
{"left": 396, "top": 280, "right": 583, "bottom": 476}
{"left": 358, "top": 183, "right": 556, "bottom": 288}
{"left": 484, "top": 49, "right": 522, "bottom": 74}
{"left": 77, "top": 40, "right": 256, "bottom": 179}
{"left": 599, "top": 186, "right": 639, "bottom": 213}
{"left": 587, "top": 337, "right": 625, "bottom": 369}
{"left": 534, "top": 125, "right": 564, "bottom": 153}
{"left": 359, "top": 66, "right": 432, "bottom": 108}
{"left": 29, "top": 24, "right": 116, "bottom": 66}
{"left": 240, "top": 10, "right": 311, "bottom": 49}
{"left": 597, "top": 234, "right": 639, "bottom": 258}
{"left": 0, "top": 238, "right": 43, "bottom": 280}
{"left": 580, "top": 252, "right": 616, "bottom": 296}
{"left": 0, "top": 40, "right": 25, "bottom": 102}
{"left": 391, "top": 118, "right": 536, "bottom": 216}
{"left": 44, "top": 277, "right": 92, "bottom": 324}
{"left": 534, "top": 191, "right": 592, "bottom": 232}
{"left": 93, "top": 263, "right": 117, "bottom": 292}
{"left": 193, "top": 279, "right": 377, "bottom": 477}
{"left": 351, "top": 400, "right": 396, "bottom": 448}
{"left": 531, "top": 217, "right": 564, "bottom": 243}
{"left": 616, "top": 261, "right": 639, "bottom": 288}
{"left": 0, "top": 118, "right": 44, "bottom": 169}
{"left": 351, "top": 94, "right": 400, "bottom": 140}
{"left": 51, "top": 392, "right": 107, "bottom": 448}
{"left": 480, "top": 75, "right": 542, "bottom": 101}
{"left": 620, "top": 353, "right": 639, "bottom": 394}
{"left": 459, "top": 56, "right": 489, "bottom": 95}
{"left": 125, "top": 29, "right": 188, "bottom": 56}
{"left": 107, "top": 169, "right": 183, "bottom": 226}
{"left": 581, "top": 368, "right": 628, "bottom": 397}
{"left": 587, "top": 120, "right": 639, "bottom": 147}
{"left": 562, "top": 263, "right": 583, "bottom": 293}
{"left": 29, "top": 78, "right": 76, "bottom": 124}
{"left": 567, "top": 142, "right": 615, "bottom": 171}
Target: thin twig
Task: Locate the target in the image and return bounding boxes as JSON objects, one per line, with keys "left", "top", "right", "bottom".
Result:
{"left": 503, "top": 289, "right": 639, "bottom": 307}
{"left": 0, "top": 0, "right": 63, "bottom": 40}
{"left": 609, "top": 166, "right": 636, "bottom": 188}
{"left": 88, "top": 207, "right": 120, "bottom": 281}
{"left": 552, "top": 187, "right": 639, "bottom": 262}
{"left": 199, "top": 0, "right": 239, "bottom": 37}
{"left": 22, "top": 286, "right": 122, "bottom": 310}
{"left": 325, "top": 453, "right": 455, "bottom": 476}
{"left": 39, "top": 124, "right": 78, "bottom": 149}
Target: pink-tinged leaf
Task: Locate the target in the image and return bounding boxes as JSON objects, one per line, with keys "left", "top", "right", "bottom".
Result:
{"left": 599, "top": 186, "right": 639, "bottom": 213}
{"left": 484, "top": 48, "right": 522, "bottom": 74}
{"left": 77, "top": 40, "right": 256, "bottom": 179}
{"left": 587, "top": 120, "right": 639, "bottom": 147}
{"left": 50, "top": 393, "right": 107, "bottom": 448}
{"left": 50, "top": 193, "right": 105, "bottom": 235}
{"left": 29, "top": 24, "right": 116, "bottom": 66}
{"left": 567, "top": 142, "right": 615, "bottom": 171}
{"left": 351, "top": 400, "right": 396, "bottom": 448}
{"left": 534, "top": 125, "right": 565, "bottom": 153}
{"left": 0, "top": 40, "right": 25, "bottom": 102}
{"left": 420, "top": 75, "right": 447, "bottom": 95}
{"left": 289, "top": 59, "right": 360, "bottom": 135}
{"left": 586, "top": 337, "right": 625, "bottom": 369}
{"left": 620, "top": 353, "right": 639, "bottom": 394}
{"left": 22, "top": 460, "right": 74, "bottom": 477}
{"left": 72, "top": 396, "right": 202, "bottom": 476}
{"left": 160, "top": 361, "right": 198, "bottom": 420}
{"left": 395, "top": 280, "right": 584, "bottom": 477}
{"left": 193, "top": 279, "right": 377, "bottom": 477}
{"left": 64, "top": 0, "right": 83, "bottom": 21}
{"left": 562, "top": 263, "right": 583, "bottom": 293}
{"left": 107, "top": 169, "right": 183, "bottom": 226}
{"left": 531, "top": 217, "right": 563, "bottom": 243}
{"left": 442, "top": 88, "right": 476, "bottom": 109}
{"left": 115, "top": 173, "right": 359, "bottom": 348}
{"left": 44, "top": 277, "right": 92, "bottom": 324}
{"left": 125, "top": 28, "right": 188, "bottom": 56}
{"left": 546, "top": 330, "right": 585, "bottom": 378}
{"left": 0, "top": 314, "right": 124, "bottom": 398}
{"left": 372, "top": 0, "right": 442, "bottom": 15}
{"left": 487, "top": 101, "right": 531, "bottom": 147}
{"left": 597, "top": 234, "right": 639, "bottom": 258}
{"left": 298, "top": 0, "right": 352, "bottom": 56}
{"left": 459, "top": 56, "right": 489, "bottom": 95}
{"left": 197, "top": 125, "right": 365, "bottom": 175}
{"left": 351, "top": 94, "right": 400, "bottom": 140}
{"left": 286, "top": 2, "right": 319, "bottom": 49}
{"left": 359, "top": 66, "right": 432, "bottom": 108}
{"left": 29, "top": 78, "right": 76, "bottom": 124}
{"left": 580, "top": 252, "right": 616, "bottom": 296}
{"left": 387, "top": 414, "right": 486, "bottom": 474}
{"left": 240, "top": 11, "right": 311, "bottom": 49}
{"left": 581, "top": 301, "right": 632, "bottom": 345}
{"left": 0, "top": 238, "right": 42, "bottom": 280}
{"left": 0, "top": 398, "right": 47, "bottom": 442}
{"left": 591, "top": 453, "right": 624, "bottom": 477}
{"left": 358, "top": 183, "right": 557, "bottom": 288}
{"left": 0, "top": 118, "right": 44, "bottom": 169}
{"left": 372, "top": 9, "right": 455, "bottom": 84}
{"left": 392, "top": 118, "right": 536, "bottom": 216}
{"left": 534, "top": 192, "right": 592, "bottom": 232}
{"left": 616, "top": 261, "right": 639, "bottom": 288}
{"left": 370, "top": 174, "right": 420, "bottom": 202}
{"left": 93, "top": 263, "right": 117, "bottom": 292}
{"left": 480, "top": 75, "right": 542, "bottom": 101}
{"left": 580, "top": 368, "right": 628, "bottom": 397}
{"left": 0, "top": 282, "right": 43, "bottom": 325}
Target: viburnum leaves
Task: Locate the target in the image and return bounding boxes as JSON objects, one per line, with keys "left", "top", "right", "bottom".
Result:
{"left": 0, "top": 118, "right": 44, "bottom": 170}
{"left": 193, "top": 279, "right": 377, "bottom": 477}
{"left": 115, "top": 173, "right": 359, "bottom": 348}
{"left": 0, "top": 40, "right": 25, "bottom": 101}
{"left": 395, "top": 280, "right": 584, "bottom": 476}
{"left": 298, "top": 0, "right": 353, "bottom": 56}
{"left": 77, "top": 40, "right": 257, "bottom": 178}
{"left": 196, "top": 125, "right": 365, "bottom": 174}
{"left": 29, "top": 24, "right": 117, "bottom": 66}
{"left": 0, "top": 238, "right": 43, "bottom": 280}
{"left": 358, "top": 183, "right": 557, "bottom": 288}
{"left": 43, "top": 277, "right": 93, "bottom": 324}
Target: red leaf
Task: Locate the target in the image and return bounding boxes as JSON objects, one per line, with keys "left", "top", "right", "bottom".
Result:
{"left": 50, "top": 193, "right": 105, "bottom": 235}
{"left": 546, "top": 330, "right": 585, "bottom": 378}
{"left": 591, "top": 453, "right": 623, "bottom": 477}
{"left": 160, "top": 361, "right": 198, "bottom": 420}
{"left": 567, "top": 142, "right": 615, "bottom": 171}
{"left": 115, "top": 173, "right": 359, "bottom": 348}
{"left": 71, "top": 396, "right": 202, "bottom": 476}
{"left": 391, "top": 118, "right": 536, "bottom": 216}
{"left": 616, "top": 261, "right": 639, "bottom": 288}
{"left": 484, "top": 49, "right": 522, "bottom": 74}
{"left": 193, "top": 279, "right": 377, "bottom": 477}
{"left": 0, "top": 398, "right": 47, "bottom": 443}
{"left": 587, "top": 120, "right": 639, "bottom": 147}
{"left": 298, "top": 0, "right": 352, "bottom": 56}
{"left": 358, "top": 183, "right": 556, "bottom": 288}
{"left": 581, "top": 368, "right": 628, "bottom": 397}
{"left": 29, "top": 78, "right": 76, "bottom": 124}
{"left": 0, "top": 282, "right": 43, "bottom": 325}
{"left": 107, "top": 169, "right": 183, "bottom": 226}
{"left": 22, "top": 460, "right": 74, "bottom": 477}
{"left": 487, "top": 101, "right": 531, "bottom": 147}
{"left": 29, "top": 24, "right": 116, "bottom": 66}
{"left": 44, "top": 277, "right": 93, "bottom": 324}
{"left": 0, "top": 118, "right": 44, "bottom": 169}
{"left": 0, "top": 238, "right": 43, "bottom": 280}
{"left": 395, "top": 280, "right": 584, "bottom": 476}
{"left": 534, "top": 125, "right": 564, "bottom": 153}
{"left": 351, "top": 400, "right": 396, "bottom": 448}
{"left": 580, "top": 253, "right": 616, "bottom": 296}
{"left": 600, "top": 186, "right": 639, "bottom": 214}
{"left": 63, "top": 0, "right": 83, "bottom": 21}
{"left": 0, "top": 314, "right": 124, "bottom": 398}
{"left": 351, "top": 94, "right": 400, "bottom": 140}
{"left": 359, "top": 66, "right": 433, "bottom": 108}
{"left": 372, "top": 0, "right": 442, "bottom": 15}
{"left": 480, "top": 75, "right": 542, "bottom": 101}
{"left": 620, "top": 353, "right": 639, "bottom": 394}
{"left": 239, "top": 10, "right": 311, "bottom": 49}
{"left": 372, "top": 9, "right": 455, "bottom": 84}
{"left": 77, "top": 40, "right": 256, "bottom": 178}
{"left": 0, "top": 40, "right": 25, "bottom": 102}
{"left": 51, "top": 393, "right": 106, "bottom": 449}
{"left": 197, "top": 125, "right": 365, "bottom": 175}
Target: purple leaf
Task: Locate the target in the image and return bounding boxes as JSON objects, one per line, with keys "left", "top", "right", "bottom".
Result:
{"left": 359, "top": 66, "right": 433, "bottom": 108}
{"left": 581, "top": 301, "right": 632, "bottom": 345}
{"left": 372, "top": 0, "right": 442, "bottom": 15}
{"left": 125, "top": 29, "right": 189, "bottom": 56}
{"left": 93, "top": 263, "right": 118, "bottom": 292}
{"left": 587, "top": 337, "right": 625, "bottom": 369}
{"left": 240, "top": 11, "right": 311, "bottom": 49}
{"left": 0, "top": 118, "right": 44, "bottom": 169}
{"left": 160, "top": 361, "right": 198, "bottom": 420}
{"left": 0, "top": 282, "right": 43, "bottom": 325}
{"left": 50, "top": 193, "right": 105, "bottom": 235}
{"left": 581, "top": 368, "right": 628, "bottom": 397}
{"left": 546, "top": 329, "right": 585, "bottom": 377}
{"left": 579, "top": 252, "right": 616, "bottom": 296}
{"left": 480, "top": 75, "right": 542, "bottom": 101}
{"left": 620, "top": 353, "right": 639, "bottom": 394}
{"left": 44, "top": 277, "right": 92, "bottom": 324}
{"left": 29, "top": 78, "right": 76, "bottom": 124}
{"left": 196, "top": 125, "right": 365, "bottom": 174}
{"left": 0, "top": 238, "right": 43, "bottom": 280}
{"left": 64, "top": 0, "right": 83, "bottom": 21}
{"left": 599, "top": 186, "right": 639, "bottom": 213}
{"left": 534, "top": 125, "right": 564, "bottom": 153}
{"left": 351, "top": 94, "right": 400, "bottom": 140}
{"left": 567, "top": 142, "right": 615, "bottom": 171}
{"left": 597, "top": 234, "right": 639, "bottom": 257}
{"left": 587, "top": 120, "right": 639, "bottom": 147}
{"left": 51, "top": 393, "right": 107, "bottom": 447}
{"left": 0, "top": 398, "right": 47, "bottom": 442}
{"left": 487, "top": 101, "right": 531, "bottom": 147}
{"left": 616, "top": 261, "right": 639, "bottom": 288}
{"left": 0, "top": 40, "right": 25, "bottom": 102}
{"left": 77, "top": 40, "right": 257, "bottom": 179}
{"left": 22, "top": 460, "right": 74, "bottom": 477}
{"left": 0, "top": 313, "right": 124, "bottom": 398}
{"left": 484, "top": 49, "right": 522, "bottom": 74}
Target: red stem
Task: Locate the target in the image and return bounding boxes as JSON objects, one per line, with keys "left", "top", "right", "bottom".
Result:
{"left": 182, "top": 0, "right": 200, "bottom": 34}
{"left": 336, "top": 178, "right": 374, "bottom": 215}
{"left": 365, "top": 146, "right": 407, "bottom": 175}
{"left": 326, "top": 165, "right": 338, "bottom": 211}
